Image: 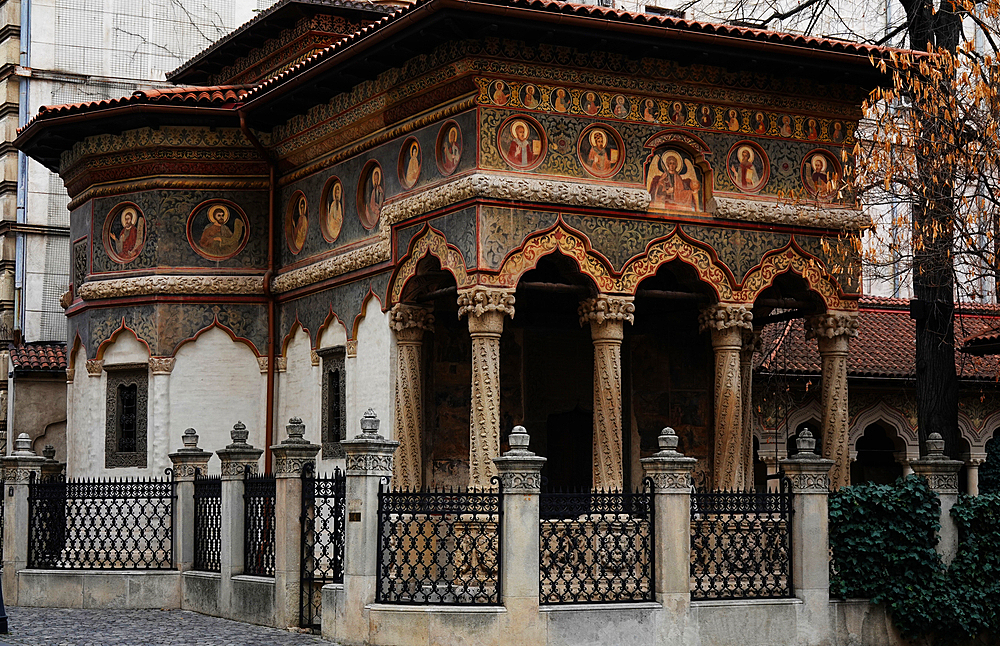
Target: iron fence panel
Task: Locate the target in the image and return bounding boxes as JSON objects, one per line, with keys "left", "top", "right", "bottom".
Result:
{"left": 689, "top": 480, "right": 793, "bottom": 600}
{"left": 244, "top": 472, "right": 276, "bottom": 577}
{"left": 538, "top": 487, "right": 654, "bottom": 604}
{"left": 300, "top": 465, "right": 346, "bottom": 629}
{"left": 376, "top": 482, "right": 502, "bottom": 605}
{"left": 193, "top": 473, "right": 222, "bottom": 573}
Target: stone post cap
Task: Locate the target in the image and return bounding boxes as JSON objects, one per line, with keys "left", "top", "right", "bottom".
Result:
{"left": 281, "top": 417, "right": 310, "bottom": 445}
{"left": 227, "top": 420, "right": 252, "bottom": 449}
{"left": 216, "top": 423, "right": 263, "bottom": 478}
{"left": 910, "top": 432, "right": 963, "bottom": 493}
{"left": 13, "top": 433, "right": 36, "bottom": 457}
{"left": 42, "top": 445, "right": 56, "bottom": 461}
{"left": 493, "top": 426, "right": 546, "bottom": 493}
{"left": 341, "top": 409, "right": 398, "bottom": 477}
{"left": 779, "top": 430, "right": 834, "bottom": 492}
{"left": 174, "top": 428, "right": 210, "bottom": 455}
{"left": 3, "top": 434, "right": 45, "bottom": 481}
{"left": 271, "top": 418, "right": 320, "bottom": 476}
{"left": 641, "top": 428, "right": 697, "bottom": 492}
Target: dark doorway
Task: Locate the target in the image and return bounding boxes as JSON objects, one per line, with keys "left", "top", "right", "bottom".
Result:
{"left": 850, "top": 422, "right": 903, "bottom": 485}
{"left": 544, "top": 407, "right": 594, "bottom": 490}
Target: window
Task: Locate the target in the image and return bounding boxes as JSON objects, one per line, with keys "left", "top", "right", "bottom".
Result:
{"left": 320, "top": 348, "right": 346, "bottom": 459}
{"left": 105, "top": 364, "right": 148, "bottom": 468}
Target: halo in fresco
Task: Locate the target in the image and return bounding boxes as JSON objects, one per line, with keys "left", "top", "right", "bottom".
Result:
{"left": 645, "top": 147, "right": 704, "bottom": 212}
{"left": 498, "top": 115, "right": 546, "bottom": 171}
{"left": 321, "top": 176, "right": 344, "bottom": 243}
{"left": 286, "top": 191, "right": 309, "bottom": 254}
{"left": 578, "top": 124, "right": 623, "bottom": 178}
{"left": 436, "top": 121, "right": 463, "bottom": 176}
{"left": 398, "top": 137, "right": 422, "bottom": 190}
{"left": 103, "top": 202, "right": 146, "bottom": 264}
{"left": 801, "top": 149, "right": 841, "bottom": 201}
{"left": 187, "top": 200, "right": 249, "bottom": 261}
{"left": 357, "top": 161, "right": 385, "bottom": 229}
{"left": 726, "top": 141, "right": 769, "bottom": 194}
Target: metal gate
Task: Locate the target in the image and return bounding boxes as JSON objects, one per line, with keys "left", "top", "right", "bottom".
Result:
{"left": 299, "top": 464, "right": 346, "bottom": 629}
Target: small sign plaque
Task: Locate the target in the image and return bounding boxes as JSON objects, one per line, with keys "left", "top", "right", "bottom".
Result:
{"left": 349, "top": 512, "right": 361, "bottom": 522}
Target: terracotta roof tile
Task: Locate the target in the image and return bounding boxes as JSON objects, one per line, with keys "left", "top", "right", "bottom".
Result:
{"left": 9, "top": 343, "right": 67, "bottom": 372}
{"left": 758, "top": 296, "right": 1000, "bottom": 381}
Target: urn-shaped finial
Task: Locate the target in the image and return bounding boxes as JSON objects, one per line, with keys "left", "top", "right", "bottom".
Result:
{"left": 285, "top": 417, "right": 306, "bottom": 443}
{"left": 13, "top": 432, "right": 35, "bottom": 456}
{"left": 925, "top": 432, "right": 946, "bottom": 457}
{"left": 360, "top": 409, "right": 380, "bottom": 436}
{"left": 230, "top": 421, "right": 249, "bottom": 446}
{"left": 658, "top": 427, "right": 680, "bottom": 453}
{"left": 182, "top": 428, "right": 200, "bottom": 450}
{"left": 42, "top": 444, "right": 56, "bottom": 461}
{"left": 796, "top": 428, "right": 817, "bottom": 455}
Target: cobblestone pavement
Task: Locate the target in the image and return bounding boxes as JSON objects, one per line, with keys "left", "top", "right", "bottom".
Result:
{"left": 0, "top": 607, "right": 340, "bottom": 646}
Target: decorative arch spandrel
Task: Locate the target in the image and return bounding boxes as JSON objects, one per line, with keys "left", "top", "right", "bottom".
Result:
{"left": 735, "top": 242, "right": 856, "bottom": 312}
{"left": 389, "top": 226, "right": 475, "bottom": 306}
{"left": 615, "top": 228, "right": 735, "bottom": 299}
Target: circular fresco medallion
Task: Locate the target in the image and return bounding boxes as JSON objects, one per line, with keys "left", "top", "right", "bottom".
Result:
{"left": 321, "top": 176, "right": 344, "bottom": 243}
{"left": 489, "top": 80, "right": 510, "bottom": 106}
{"left": 285, "top": 192, "right": 308, "bottom": 254}
{"left": 357, "top": 161, "right": 384, "bottom": 230}
{"left": 581, "top": 90, "right": 602, "bottom": 116}
{"left": 520, "top": 84, "right": 541, "bottom": 109}
{"left": 436, "top": 121, "right": 463, "bottom": 176}
{"left": 578, "top": 124, "right": 624, "bottom": 179}
{"left": 497, "top": 115, "right": 546, "bottom": 171}
{"left": 611, "top": 94, "right": 630, "bottom": 118}
{"left": 398, "top": 137, "right": 422, "bottom": 190}
{"left": 550, "top": 87, "right": 571, "bottom": 113}
{"left": 103, "top": 202, "right": 146, "bottom": 264}
{"left": 187, "top": 201, "right": 249, "bottom": 261}
{"left": 726, "top": 141, "right": 769, "bottom": 194}
{"left": 801, "top": 149, "right": 842, "bottom": 201}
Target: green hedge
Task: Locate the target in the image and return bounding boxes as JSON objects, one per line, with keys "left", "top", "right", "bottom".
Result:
{"left": 829, "top": 476, "right": 1000, "bottom": 642}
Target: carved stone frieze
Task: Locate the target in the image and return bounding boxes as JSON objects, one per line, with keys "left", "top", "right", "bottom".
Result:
{"left": 169, "top": 463, "right": 206, "bottom": 480}
{"left": 578, "top": 295, "right": 635, "bottom": 326}
{"left": 78, "top": 276, "right": 265, "bottom": 300}
{"left": 271, "top": 238, "right": 390, "bottom": 294}
{"left": 806, "top": 312, "right": 860, "bottom": 340}
{"left": 345, "top": 453, "right": 394, "bottom": 475}
{"left": 274, "top": 456, "right": 315, "bottom": 475}
{"left": 713, "top": 196, "right": 869, "bottom": 230}
{"left": 86, "top": 360, "right": 104, "bottom": 377}
{"left": 149, "top": 357, "right": 176, "bottom": 375}
{"left": 698, "top": 304, "right": 753, "bottom": 333}
{"left": 787, "top": 472, "right": 831, "bottom": 491}
{"left": 498, "top": 471, "right": 542, "bottom": 492}
{"left": 3, "top": 466, "right": 40, "bottom": 483}
{"left": 458, "top": 288, "right": 516, "bottom": 321}
{"left": 220, "top": 460, "right": 258, "bottom": 477}
{"left": 646, "top": 471, "right": 693, "bottom": 491}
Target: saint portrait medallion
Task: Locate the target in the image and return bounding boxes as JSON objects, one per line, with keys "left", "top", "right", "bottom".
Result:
{"left": 398, "top": 137, "right": 421, "bottom": 190}
{"left": 611, "top": 94, "right": 630, "bottom": 118}
{"left": 489, "top": 80, "right": 510, "bottom": 106}
{"left": 103, "top": 202, "right": 146, "bottom": 264}
{"left": 321, "top": 177, "right": 344, "bottom": 243}
{"left": 726, "top": 142, "right": 769, "bottom": 194}
{"left": 520, "top": 84, "right": 541, "bottom": 109}
{"left": 357, "top": 161, "right": 384, "bottom": 229}
{"left": 436, "top": 121, "right": 463, "bottom": 176}
{"left": 286, "top": 192, "right": 309, "bottom": 254}
{"left": 578, "top": 124, "right": 623, "bottom": 179}
{"left": 581, "top": 90, "right": 602, "bottom": 116}
{"left": 187, "top": 200, "right": 249, "bottom": 261}
{"left": 497, "top": 116, "right": 546, "bottom": 171}
{"left": 550, "top": 87, "right": 571, "bottom": 113}
{"left": 801, "top": 149, "right": 841, "bottom": 201}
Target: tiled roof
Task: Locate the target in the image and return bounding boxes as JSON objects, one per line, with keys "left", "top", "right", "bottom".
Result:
{"left": 9, "top": 343, "right": 67, "bottom": 372}
{"left": 20, "top": 86, "right": 252, "bottom": 132}
{"left": 758, "top": 296, "right": 1000, "bottom": 380}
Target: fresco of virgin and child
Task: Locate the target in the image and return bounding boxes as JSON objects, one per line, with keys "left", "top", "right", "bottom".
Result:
{"left": 646, "top": 147, "right": 704, "bottom": 212}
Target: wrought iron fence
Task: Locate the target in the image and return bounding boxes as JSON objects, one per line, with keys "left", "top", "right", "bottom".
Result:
{"left": 376, "top": 480, "right": 502, "bottom": 605}
{"left": 539, "top": 485, "right": 654, "bottom": 604}
{"left": 690, "top": 478, "right": 793, "bottom": 600}
{"left": 244, "top": 471, "right": 276, "bottom": 577}
{"left": 27, "top": 472, "right": 174, "bottom": 569}
{"left": 300, "top": 465, "right": 346, "bottom": 629}
{"left": 193, "top": 472, "right": 222, "bottom": 573}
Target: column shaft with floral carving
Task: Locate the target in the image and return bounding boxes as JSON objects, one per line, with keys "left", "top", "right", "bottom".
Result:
{"left": 458, "top": 288, "right": 514, "bottom": 488}
{"left": 700, "top": 304, "right": 752, "bottom": 490}
{"left": 580, "top": 295, "right": 634, "bottom": 491}
{"left": 389, "top": 304, "right": 434, "bottom": 489}
{"left": 807, "top": 312, "right": 858, "bottom": 490}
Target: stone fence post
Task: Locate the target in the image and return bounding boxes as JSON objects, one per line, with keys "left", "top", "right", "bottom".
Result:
{"left": 271, "top": 417, "right": 320, "bottom": 630}
{"left": 215, "top": 421, "right": 263, "bottom": 620}
{"left": 337, "top": 409, "right": 397, "bottom": 643}
{"left": 2, "top": 434, "right": 45, "bottom": 605}
{"left": 493, "top": 426, "right": 546, "bottom": 642}
{"left": 779, "top": 428, "right": 834, "bottom": 646}
{"left": 641, "top": 427, "right": 696, "bottom": 607}
{"left": 910, "top": 432, "right": 963, "bottom": 565}
{"left": 168, "top": 428, "right": 212, "bottom": 573}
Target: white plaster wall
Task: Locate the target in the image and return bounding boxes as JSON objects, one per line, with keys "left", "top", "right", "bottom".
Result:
{"left": 316, "top": 318, "right": 348, "bottom": 475}
{"left": 277, "top": 327, "right": 320, "bottom": 446}
{"left": 351, "top": 305, "right": 393, "bottom": 443}
{"left": 169, "top": 327, "right": 265, "bottom": 474}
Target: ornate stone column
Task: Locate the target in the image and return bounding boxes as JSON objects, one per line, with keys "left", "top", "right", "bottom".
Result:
{"left": 338, "top": 409, "right": 398, "bottom": 643}
{"left": 806, "top": 312, "right": 859, "bottom": 490}
{"left": 966, "top": 455, "right": 985, "bottom": 495}
{"left": 493, "top": 426, "right": 546, "bottom": 642}
{"left": 779, "top": 429, "right": 835, "bottom": 645}
{"left": 215, "top": 421, "right": 263, "bottom": 620}
{"left": 2, "top": 434, "right": 45, "bottom": 604}
{"left": 389, "top": 303, "right": 434, "bottom": 490}
{"left": 641, "top": 428, "right": 696, "bottom": 601}
{"left": 579, "top": 294, "right": 634, "bottom": 491}
{"left": 699, "top": 304, "right": 752, "bottom": 490}
{"left": 271, "top": 417, "right": 320, "bottom": 630}
{"left": 911, "top": 433, "right": 963, "bottom": 565}
{"left": 740, "top": 329, "right": 761, "bottom": 490}
{"left": 458, "top": 287, "right": 514, "bottom": 488}
{"left": 168, "top": 428, "right": 212, "bottom": 573}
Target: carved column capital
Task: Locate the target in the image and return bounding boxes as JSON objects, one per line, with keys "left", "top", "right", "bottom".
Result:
{"left": 257, "top": 357, "right": 269, "bottom": 374}
{"left": 66, "top": 368, "right": 75, "bottom": 383}
{"left": 741, "top": 328, "right": 762, "bottom": 355}
{"left": 699, "top": 304, "right": 753, "bottom": 333}
{"left": 86, "top": 359, "right": 104, "bottom": 377}
{"left": 149, "top": 357, "right": 176, "bottom": 375}
{"left": 389, "top": 303, "right": 435, "bottom": 342}
{"left": 578, "top": 295, "right": 635, "bottom": 327}
{"left": 346, "top": 339, "right": 358, "bottom": 357}
{"left": 457, "top": 287, "right": 515, "bottom": 327}
{"left": 806, "top": 311, "right": 859, "bottom": 350}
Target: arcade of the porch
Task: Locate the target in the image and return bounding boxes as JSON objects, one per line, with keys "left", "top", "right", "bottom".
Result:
{"left": 389, "top": 254, "right": 859, "bottom": 493}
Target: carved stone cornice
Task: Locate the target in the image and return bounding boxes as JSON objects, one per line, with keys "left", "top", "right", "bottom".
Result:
{"left": 457, "top": 287, "right": 515, "bottom": 321}
{"left": 78, "top": 275, "right": 265, "bottom": 300}
{"left": 149, "top": 357, "right": 176, "bottom": 375}
{"left": 698, "top": 304, "right": 753, "bottom": 333}
{"left": 806, "top": 312, "right": 859, "bottom": 341}
{"left": 271, "top": 237, "right": 390, "bottom": 294}
{"left": 86, "top": 359, "right": 104, "bottom": 377}
{"left": 389, "top": 303, "right": 435, "bottom": 339}
{"left": 713, "top": 196, "right": 868, "bottom": 230}
{"left": 578, "top": 295, "right": 635, "bottom": 327}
